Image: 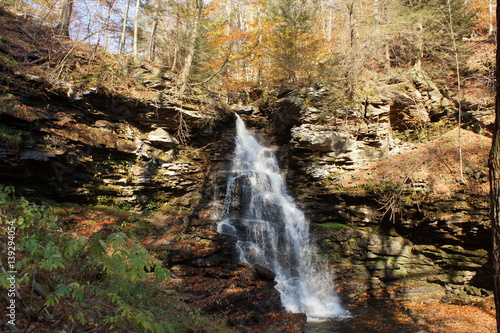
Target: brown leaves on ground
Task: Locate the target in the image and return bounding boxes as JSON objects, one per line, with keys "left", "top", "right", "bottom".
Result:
{"left": 339, "top": 128, "right": 491, "bottom": 198}
{"left": 404, "top": 299, "right": 496, "bottom": 333}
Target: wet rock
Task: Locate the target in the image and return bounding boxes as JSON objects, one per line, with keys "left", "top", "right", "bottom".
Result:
{"left": 252, "top": 312, "right": 307, "bottom": 333}
{"left": 19, "top": 150, "right": 54, "bottom": 160}
{"left": 252, "top": 264, "right": 276, "bottom": 281}
{"left": 168, "top": 263, "right": 289, "bottom": 330}
{"left": 272, "top": 93, "right": 303, "bottom": 141}
{"left": 233, "top": 105, "right": 257, "bottom": 115}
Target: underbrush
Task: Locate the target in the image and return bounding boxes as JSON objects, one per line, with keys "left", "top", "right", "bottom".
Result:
{"left": 0, "top": 186, "right": 230, "bottom": 332}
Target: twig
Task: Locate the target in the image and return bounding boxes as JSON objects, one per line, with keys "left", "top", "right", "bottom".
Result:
{"left": 373, "top": 161, "right": 424, "bottom": 223}
{"left": 175, "top": 110, "right": 191, "bottom": 145}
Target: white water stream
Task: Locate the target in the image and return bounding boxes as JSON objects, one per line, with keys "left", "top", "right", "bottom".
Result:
{"left": 217, "top": 115, "right": 346, "bottom": 319}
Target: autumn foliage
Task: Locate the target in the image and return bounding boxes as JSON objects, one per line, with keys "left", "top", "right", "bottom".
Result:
{"left": 8, "top": 0, "right": 494, "bottom": 95}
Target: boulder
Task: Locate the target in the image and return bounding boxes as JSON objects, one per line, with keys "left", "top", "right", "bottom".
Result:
{"left": 147, "top": 127, "right": 178, "bottom": 149}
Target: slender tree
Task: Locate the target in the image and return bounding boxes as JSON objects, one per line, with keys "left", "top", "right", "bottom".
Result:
{"left": 96, "top": 0, "right": 117, "bottom": 51}
{"left": 345, "top": 1, "right": 357, "bottom": 98}
{"left": 489, "top": 1, "right": 500, "bottom": 330}
{"left": 446, "top": 0, "right": 464, "bottom": 182}
{"left": 488, "top": 0, "right": 495, "bottom": 35}
{"left": 57, "top": 0, "right": 74, "bottom": 37}
{"left": 147, "top": 1, "right": 161, "bottom": 60}
{"left": 119, "top": 0, "right": 131, "bottom": 54}
{"left": 133, "top": 0, "right": 141, "bottom": 59}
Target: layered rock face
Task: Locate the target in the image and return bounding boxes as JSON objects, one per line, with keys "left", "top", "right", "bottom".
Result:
{"left": 276, "top": 71, "right": 451, "bottom": 180}
{"left": 308, "top": 191, "right": 491, "bottom": 304}
{"left": 249, "top": 73, "right": 493, "bottom": 306}
{"left": 1, "top": 65, "right": 493, "bottom": 327}
{"left": 0, "top": 78, "right": 231, "bottom": 205}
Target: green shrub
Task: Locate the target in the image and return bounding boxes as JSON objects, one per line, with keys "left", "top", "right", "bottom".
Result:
{"left": 0, "top": 186, "right": 191, "bottom": 332}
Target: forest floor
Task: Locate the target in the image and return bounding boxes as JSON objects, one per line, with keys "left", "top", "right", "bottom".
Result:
{"left": 304, "top": 296, "right": 497, "bottom": 332}
{"left": 401, "top": 299, "right": 496, "bottom": 333}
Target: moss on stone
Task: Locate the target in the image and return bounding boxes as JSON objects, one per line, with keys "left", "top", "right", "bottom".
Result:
{"left": 319, "top": 222, "right": 350, "bottom": 232}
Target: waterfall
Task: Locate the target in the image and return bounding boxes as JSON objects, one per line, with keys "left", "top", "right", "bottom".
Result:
{"left": 217, "top": 114, "right": 346, "bottom": 319}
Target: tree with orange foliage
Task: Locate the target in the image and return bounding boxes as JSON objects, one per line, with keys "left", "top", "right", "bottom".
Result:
{"left": 468, "top": 0, "right": 496, "bottom": 35}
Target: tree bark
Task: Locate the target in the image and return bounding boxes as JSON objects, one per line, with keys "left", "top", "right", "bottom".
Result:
{"left": 489, "top": 1, "right": 500, "bottom": 331}
{"left": 148, "top": 2, "right": 160, "bottom": 61}
{"left": 414, "top": 19, "right": 423, "bottom": 72}
{"left": 100, "top": 2, "right": 116, "bottom": 51}
{"left": 446, "top": 0, "right": 464, "bottom": 183}
{"left": 133, "top": 0, "right": 141, "bottom": 59}
{"left": 119, "top": 0, "right": 131, "bottom": 55}
{"left": 489, "top": 0, "right": 495, "bottom": 36}
{"left": 346, "top": 1, "right": 357, "bottom": 100}
{"left": 57, "top": 0, "right": 74, "bottom": 37}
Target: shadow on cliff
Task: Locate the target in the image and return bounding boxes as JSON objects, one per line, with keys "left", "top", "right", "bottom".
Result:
{"left": 343, "top": 225, "right": 431, "bottom": 333}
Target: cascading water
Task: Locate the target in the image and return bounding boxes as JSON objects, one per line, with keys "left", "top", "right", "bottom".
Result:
{"left": 217, "top": 114, "right": 346, "bottom": 320}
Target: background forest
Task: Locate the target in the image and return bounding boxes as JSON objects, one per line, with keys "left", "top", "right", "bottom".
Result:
{"left": 9, "top": 0, "right": 496, "bottom": 97}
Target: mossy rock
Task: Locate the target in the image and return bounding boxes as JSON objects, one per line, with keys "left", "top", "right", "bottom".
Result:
{"left": 319, "top": 222, "right": 350, "bottom": 232}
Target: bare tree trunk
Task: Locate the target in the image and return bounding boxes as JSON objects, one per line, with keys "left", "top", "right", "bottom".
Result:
{"left": 384, "top": 42, "right": 391, "bottom": 70}
{"left": 347, "top": 2, "right": 355, "bottom": 49}
{"left": 177, "top": 0, "right": 203, "bottom": 93}
{"left": 57, "top": 0, "right": 74, "bottom": 37}
{"left": 489, "top": 2, "right": 500, "bottom": 331}
{"left": 119, "top": 0, "right": 131, "bottom": 54}
{"left": 257, "top": 6, "right": 263, "bottom": 84}
{"left": 84, "top": 5, "right": 99, "bottom": 40}
{"left": 489, "top": 0, "right": 495, "bottom": 36}
{"left": 98, "top": 3, "right": 115, "bottom": 51}
{"left": 225, "top": 0, "right": 232, "bottom": 35}
{"left": 148, "top": 2, "right": 160, "bottom": 61}
{"left": 346, "top": 1, "right": 357, "bottom": 100}
{"left": 170, "top": 14, "right": 181, "bottom": 72}
{"left": 415, "top": 19, "right": 423, "bottom": 72}
{"left": 170, "top": 44, "right": 179, "bottom": 72}
{"left": 133, "top": 0, "right": 141, "bottom": 59}
{"left": 446, "top": 0, "right": 464, "bottom": 182}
